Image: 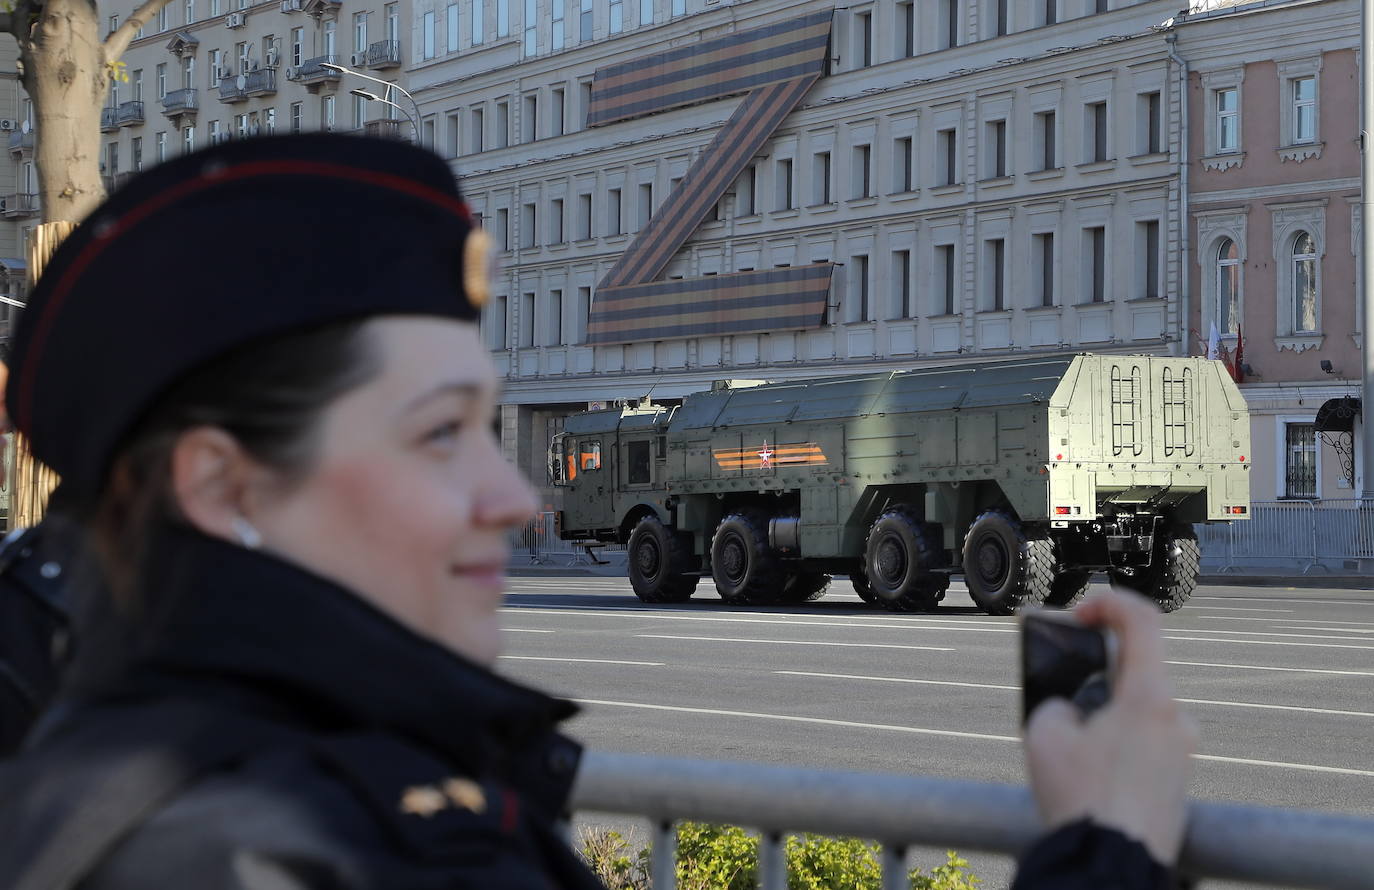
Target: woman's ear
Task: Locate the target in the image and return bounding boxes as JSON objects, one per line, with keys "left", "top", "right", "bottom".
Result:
{"left": 169, "top": 427, "right": 263, "bottom": 542}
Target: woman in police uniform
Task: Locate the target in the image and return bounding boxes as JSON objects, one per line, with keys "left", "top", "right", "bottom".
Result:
{"left": 0, "top": 134, "right": 1194, "bottom": 890}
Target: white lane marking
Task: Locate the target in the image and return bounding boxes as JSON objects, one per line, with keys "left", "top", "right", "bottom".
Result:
{"left": 502, "top": 607, "right": 1020, "bottom": 633}
{"left": 636, "top": 633, "right": 955, "bottom": 652}
{"left": 1195, "top": 615, "right": 1374, "bottom": 627}
{"left": 574, "top": 698, "right": 1018, "bottom": 743}
{"left": 1162, "top": 634, "right": 1374, "bottom": 651}
{"left": 1163, "top": 627, "right": 1374, "bottom": 642}
{"left": 777, "top": 671, "right": 1374, "bottom": 718}
{"left": 1276, "top": 626, "right": 1374, "bottom": 634}
{"left": 575, "top": 699, "right": 1374, "bottom": 777}
{"left": 1166, "top": 660, "right": 1374, "bottom": 677}
{"left": 499, "top": 655, "right": 664, "bottom": 666}
{"left": 1185, "top": 607, "right": 1296, "bottom": 614}
{"left": 1191, "top": 595, "right": 1374, "bottom": 607}
{"left": 504, "top": 628, "right": 556, "bottom": 633}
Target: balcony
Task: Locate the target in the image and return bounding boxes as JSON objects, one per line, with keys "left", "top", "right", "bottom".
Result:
{"left": 100, "top": 107, "right": 118, "bottom": 132}
{"left": 7, "top": 130, "right": 33, "bottom": 158}
{"left": 220, "top": 67, "right": 277, "bottom": 103}
{"left": 101, "top": 172, "right": 136, "bottom": 193}
{"left": 117, "top": 100, "right": 145, "bottom": 126}
{"left": 161, "top": 88, "right": 199, "bottom": 117}
{"left": 279, "top": 0, "right": 303, "bottom": 11}
{"left": 2, "top": 193, "right": 39, "bottom": 220}
{"left": 365, "top": 40, "right": 401, "bottom": 70}
{"left": 362, "top": 118, "right": 408, "bottom": 141}
{"left": 286, "top": 55, "right": 341, "bottom": 91}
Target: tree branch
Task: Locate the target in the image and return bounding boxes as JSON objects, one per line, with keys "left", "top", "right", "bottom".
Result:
{"left": 103, "top": 0, "right": 173, "bottom": 64}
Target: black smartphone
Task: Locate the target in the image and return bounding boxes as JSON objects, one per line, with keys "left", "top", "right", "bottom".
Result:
{"left": 1021, "top": 609, "right": 1117, "bottom": 725}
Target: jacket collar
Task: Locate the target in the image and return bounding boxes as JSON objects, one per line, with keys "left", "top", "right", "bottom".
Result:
{"left": 73, "top": 522, "right": 579, "bottom": 786}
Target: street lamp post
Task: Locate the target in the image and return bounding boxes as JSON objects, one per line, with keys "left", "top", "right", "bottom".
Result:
{"left": 1363, "top": 0, "right": 1374, "bottom": 498}
{"left": 321, "top": 62, "right": 424, "bottom": 143}
{"left": 349, "top": 87, "right": 420, "bottom": 142}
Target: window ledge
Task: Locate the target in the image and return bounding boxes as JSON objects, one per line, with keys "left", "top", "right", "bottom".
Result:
{"left": 930, "top": 183, "right": 963, "bottom": 196}
{"left": 574, "top": 237, "right": 596, "bottom": 247}
{"left": 1127, "top": 296, "right": 1167, "bottom": 305}
{"left": 1128, "top": 151, "right": 1168, "bottom": 166}
{"left": 1275, "top": 333, "right": 1324, "bottom": 353}
{"left": 1278, "top": 142, "right": 1324, "bottom": 164}
{"left": 603, "top": 233, "right": 631, "bottom": 245}
{"left": 1075, "top": 301, "right": 1113, "bottom": 309}
{"left": 1025, "top": 167, "right": 1064, "bottom": 182}
{"left": 546, "top": 242, "right": 571, "bottom": 253}
{"left": 1024, "top": 305, "right": 1062, "bottom": 314}
{"left": 846, "top": 196, "right": 880, "bottom": 208}
{"left": 770, "top": 208, "right": 801, "bottom": 220}
{"left": 1201, "top": 151, "right": 1245, "bottom": 172}
{"left": 977, "top": 175, "right": 1014, "bottom": 189}
{"left": 1074, "top": 159, "right": 1116, "bottom": 174}
{"left": 806, "top": 202, "right": 839, "bottom": 214}
{"left": 927, "top": 313, "right": 962, "bottom": 321}
{"left": 735, "top": 213, "right": 762, "bottom": 224}
{"left": 975, "top": 309, "right": 1013, "bottom": 317}
{"left": 889, "top": 189, "right": 921, "bottom": 202}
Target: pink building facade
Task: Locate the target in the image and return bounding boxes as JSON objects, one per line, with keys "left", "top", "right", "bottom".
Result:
{"left": 1179, "top": 0, "right": 1364, "bottom": 502}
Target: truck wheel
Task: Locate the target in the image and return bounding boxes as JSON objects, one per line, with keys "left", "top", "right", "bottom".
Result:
{"left": 781, "top": 572, "right": 831, "bottom": 603}
{"left": 962, "top": 511, "right": 1054, "bottom": 616}
{"left": 627, "top": 516, "right": 699, "bottom": 603}
{"left": 849, "top": 573, "right": 881, "bottom": 606}
{"left": 864, "top": 509, "right": 947, "bottom": 613}
{"left": 1044, "top": 571, "right": 1092, "bottom": 608}
{"left": 1111, "top": 524, "right": 1200, "bottom": 613}
{"left": 710, "top": 511, "right": 784, "bottom": 605}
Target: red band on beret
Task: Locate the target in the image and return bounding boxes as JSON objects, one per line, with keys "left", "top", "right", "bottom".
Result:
{"left": 16, "top": 158, "right": 472, "bottom": 434}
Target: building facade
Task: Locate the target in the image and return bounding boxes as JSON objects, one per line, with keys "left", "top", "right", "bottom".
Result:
{"left": 1177, "top": 0, "right": 1365, "bottom": 503}
{"left": 409, "top": 0, "right": 1192, "bottom": 507}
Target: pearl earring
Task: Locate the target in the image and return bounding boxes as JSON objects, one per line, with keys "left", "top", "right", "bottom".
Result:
{"left": 231, "top": 516, "right": 262, "bottom": 550}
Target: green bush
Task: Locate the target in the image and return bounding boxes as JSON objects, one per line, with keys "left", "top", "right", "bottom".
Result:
{"left": 578, "top": 822, "right": 980, "bottom": 890}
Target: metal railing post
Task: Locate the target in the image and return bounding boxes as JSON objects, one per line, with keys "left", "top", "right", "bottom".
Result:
{"left": 649, "top": 820, "right": 676, "bottom": 890}
{"left": 881, "top": 845, "right": 907, "bottom": 890}
{"left": 759, "top": 833, "right": 786, "bottom": 890}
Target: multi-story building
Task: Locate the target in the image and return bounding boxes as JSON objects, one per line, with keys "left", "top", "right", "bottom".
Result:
{"left": 410, "top": 0, "right": 1191, "bottom": 504}
{"left": 1177, "top": 0, "right": 1364, "bottom": 503}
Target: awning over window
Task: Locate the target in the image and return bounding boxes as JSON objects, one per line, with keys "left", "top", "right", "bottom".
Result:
{"left": 1315, "top": 396, "right": 1361, "bottom": 433}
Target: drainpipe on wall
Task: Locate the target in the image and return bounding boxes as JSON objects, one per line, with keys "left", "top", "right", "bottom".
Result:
{"left": 1167, "top": 32, "right": 1190, "bottom": 359}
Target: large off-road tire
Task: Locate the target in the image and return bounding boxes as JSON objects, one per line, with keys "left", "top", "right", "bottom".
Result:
{"left": 962, "top": 510, "right": 1055, "bottom": 616}
{"left": 849, "top": 572, "right": 881, "bottom": 606}
{"left": 864, "top": 508, "right": 948, "bottom": 613}
{"left": 1044, "top": 570, "right": 1093, "bottom": 608}
{"left": 626, "top": 515, "right": 699, "bottom": 603}
{"left": 1111, "top": 523, "right": 1200, "bottom": 613}
{"left": 710, "top": 511, "right": 785, "bottom": 605}
{"left": 781, "top": 572, "right": 832, "bottom": 603}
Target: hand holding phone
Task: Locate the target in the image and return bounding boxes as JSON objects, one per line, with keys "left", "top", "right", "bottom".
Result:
{"left": 1021, "top": 609, "right": 1116, "bottom": 725}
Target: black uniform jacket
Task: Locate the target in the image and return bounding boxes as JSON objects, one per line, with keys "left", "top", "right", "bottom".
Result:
{"left": 0, "top": 524, "right": 607, "bottom": 890}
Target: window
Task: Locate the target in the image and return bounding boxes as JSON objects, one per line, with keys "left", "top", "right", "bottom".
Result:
{"left": 494, "top": 207, "right": 509, "bottom": 249}
{"left": 776, "top": 158, "right": 793, "bottom": 209}
{"left": 984, "top": 238, "right": 1006, "bottom": 311}
{"left": 812, "top": 151, "right": 831, "bottom": 204}
{"left": 1043, "top": 0, "right": 1057, "bottom": 25}
{"left": 1215, "top": 87, "right": 1238, "bottom": 153}
{"left": 494, "top": 100, "right": 509, "bottom": 147}
{"left": 322, "top": 95, "right": 335, "bottom": 131}
{"left": 626, "top": 440, "right": 651, "bottom": 485}
{"left": 525, "top": 0, "right": 538, "bottom": 55}
{"left": 736, "top": 165, "right": 756, "bottom": 216}
{"left": 470, "top": 106, "right": 484, "bottom": 152}
{"left": 848, "top": 255, "right": 870, "bottom": 322}
{"left": 156, "top": 131, "right": 167, "bottom": 161}
{"left": 640, "top": 0, "right": 653, "bottom": 27}
{"left": 289, "top": 102, "right": 303, "bottom": 133}
{"left": 182, "top": 125, "right": 196, "bottom": 153}
{"left": 548, "top": 289, "right": 564, "bottom": 346}
{"left": 938, "top": 128, "right": 957, "bottom": 185}
{"left": 444, "top": 112, "right": 459, "bottom": 156}
{"left": 610, "top": 0, "right": 622, "bottom": 32}
{"left": 323, "top": 19, "right": 336, "bottom": 56}
{"left": 1216, "top": 238, "right": 1240, "bottom": 334}
{"left": 1095, "top": 0, "right": 1108, "bottom": 11}
{"left": 940, "top": 0, "right": 958, "bottom": 48}
{"left": 580, "top": 0, "right": 592, "bottom": 41}
{"left": 421, "top": 116, "right": 434, "bottom": 147}
{"left": 106, "top": 142, "right": 119, "bottom": 175}
{"left": 891, "top": 249, "right": 911, "bottom": 318}
{"left": 131, "top": 137, "right": 143, "bottom": 170}
{"left": 851, "top": 145, "right": 871, "bottom": 198}
{"left": 156, "top": 63, "right": 167, "bottom": 99}
{"left": 1284, "top": 423, "right": 1317, "bottom": 499}
{"left": 423, "top": 11, "right": 436, "bottom": 59}
{"left": 551, "top": 0, "right": 565, "bottom": 51}
{"left": 156, "top": 5, "right": 167, "bottom": 31}
{"left": 182, "top": 56, "right": 195, "bottom": 90}
{"left": 854, "top": 11, "right": 872, "bottom": 68}
{"left": 1139, "top": 91, "right": 1161, "bottom": 154}
{"left": 496, "top": 0, "right": 508, "bottom": 37}
{"left": 354, "top": 11, "right": 368, "bottom": 51}
{"left": 1035, "top": 109, "right": 1056, "bottom": 170}
{"left": 893, "top": 136, "right": 913, "bottom": 192}
{"left": 994, "top": 0, "right": 1008, "bottom": 36}
{"left": 577, "top": 193, "right": 592, "bottom": 239}
{"left": 237, "top": 41, "right": 250, "bottom": 75}
{"left": 577, "top": 286, "right": 592, "bottom": 342}
{"left": 1292, "top": 76, "right": 1316, "bottom": 144}
{"left": 671, "top": 0, "right": 684, "bottom": 17}
{"left": 473, "top": 0, "right": 487, "bottom": 44}
{"left": 351, "top": 93, "right": 366, "bottom": 128}
{"left": 185, "top": 0, "right": 195, "bottom": 24}
{"left": 208, "top": 119, "right": 223, "bottom": 145}
{"left": 490, "top": 295, "right": 508, "bottom": 348}
{"left": 551, "top": 87, "right": 565, "bottom": 135}
{"left": 1137, "top": 220, "right": 1160, "bottom": 300}
{"left": 579, "top": 80, "right": 593, "bottom": 128}
{"left": 985, "top": 119, "right": 1007, "bottom": 178}
{"left": 1034, "top": 232, "right": 1055, "bottom": 307}
{"left": 896, "top": 1, "right": 913, "bottom": 57}
{"left": 1293, "top": 231, "right": 1318, "bottom": 333}
{"left": 519, "top": 293, "right": 536, "bottom": 347}
{"left": 291, "top": 27, "right": 304, "bottom": 67}
{"left": 936, "top": 244, "right": 956, "bottom": 315}
{"left": 606, "top": 188, "right": 621, "bottom": 234}
{"left": 1086, "top": 101, "right": 1108, "bottom": 162}
{"left": 447, "top": 3, "right": 459, "bottom": 51}
{"left": 1084, "top": 226, "right": 1106, "bottom": 302}
{"left": 522, "top": 94, "right": 537, "bottom": 142}
{"left": 521, "top": 202, "right": 537, "bottom": 247}
{"left": 637, "top": 182, "right": 653, "bottom": 229}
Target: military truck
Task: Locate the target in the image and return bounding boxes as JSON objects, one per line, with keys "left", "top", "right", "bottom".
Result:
{"left": 549, "top": 355, "right": 1250, "bottom": 615}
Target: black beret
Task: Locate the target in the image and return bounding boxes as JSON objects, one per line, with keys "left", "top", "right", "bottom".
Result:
{"left": 7, "top": 132, "right": 490, "bottom": 497}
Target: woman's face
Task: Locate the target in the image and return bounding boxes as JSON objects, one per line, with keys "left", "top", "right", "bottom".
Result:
{"left": 248, "top": 317, "right": 536, "bottom": 665}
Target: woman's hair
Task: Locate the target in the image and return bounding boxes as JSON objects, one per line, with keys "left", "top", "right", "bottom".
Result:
{"left": 85, "top": 319, "right": 380, "bottom": 600}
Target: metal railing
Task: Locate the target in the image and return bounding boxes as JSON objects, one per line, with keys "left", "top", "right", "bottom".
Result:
{"left": 161, "top": 88, "right": 199, "bottom": 115}
{"left": 7, "top": 130, "right": 33, "bottom": 154}
{"left": 1198, "top": 499, "right": 1374, "bottom": 574}
{"left": 571, "top": 752, "right": 1374, "bottom": 890}
{"left": 362, "top": 118, "right": 407, "bottom": 140}
{"left": 510, "top": 511, "right": 624, "bottom": 565}
{"left": 100, "top": 107, "right": 118, "bottom": 132}
{"left": 365, "top": 39, "right": 401, "bottom": 68}
{"left": 1, "top": 193, "right": 39, "bottom": 218}
{"left": 290, "top": 54, "right": 342, "bottom": 83}
{"left": 116, "top": 100, "right": 145, "bottom": 125}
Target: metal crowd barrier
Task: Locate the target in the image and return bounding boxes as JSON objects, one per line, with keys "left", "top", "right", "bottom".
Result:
{"left": 510, "top": 511, "right": 625, "bottom": 565}
{"left": 1200, "top": 500, "right": 1374, "bottom": 574}
{"left": 571, "top": 752, "right": 1374, "bottom": 890}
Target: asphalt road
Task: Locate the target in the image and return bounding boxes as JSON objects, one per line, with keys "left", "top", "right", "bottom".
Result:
{"left": 497, "top": 576, "right": 1374, "bottom": 889}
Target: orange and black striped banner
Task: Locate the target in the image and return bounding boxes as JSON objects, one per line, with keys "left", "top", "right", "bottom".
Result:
{"left": 586, "top": 10, "right": 833, "bottom": 128}
{"left": 587, "top": 263, "right": 833, "bottom": 345}
{"left": 714, "top": 440, "right": 829, "bottom": 472}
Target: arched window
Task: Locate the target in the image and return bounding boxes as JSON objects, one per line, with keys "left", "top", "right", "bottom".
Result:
{"left": 1292, "top": 231, "right": 1318, "bottom": 333}
{"left": 1216, "top": 238, "right": 1240, "bottom": 334}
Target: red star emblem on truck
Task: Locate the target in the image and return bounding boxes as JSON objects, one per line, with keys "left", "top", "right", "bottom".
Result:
{"left": 758, "top": 441, "right": 774, "bottom": 469}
